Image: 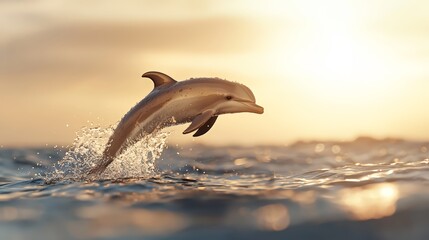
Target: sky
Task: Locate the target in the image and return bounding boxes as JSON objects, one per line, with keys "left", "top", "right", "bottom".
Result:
{"left": 1, "top": 0, "right": 429, "bottom": 146}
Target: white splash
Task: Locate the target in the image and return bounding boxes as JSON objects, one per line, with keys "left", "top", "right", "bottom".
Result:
{"left": 45, "top": 125, "right": 170, "bottom": 182}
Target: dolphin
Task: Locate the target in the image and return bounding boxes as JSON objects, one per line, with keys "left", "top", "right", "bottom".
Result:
{"left": 88, "top": 71, "right": 264, "bottom": 175}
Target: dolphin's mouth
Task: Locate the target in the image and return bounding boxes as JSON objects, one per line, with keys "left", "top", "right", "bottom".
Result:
{"left": 237, "top": 99, "right": 264, "bottom": 114}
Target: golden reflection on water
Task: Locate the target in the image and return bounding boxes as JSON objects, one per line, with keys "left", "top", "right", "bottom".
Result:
{"left": 336, "top": 183, "right": 399, "bottom": 221}
{"left": 275, "top": 190, "right": 316, "bottom": 205}
{"left": 75, "top": 206, "right": 187, "bottom": 238}
{"left": 254, "top": 204, "right": 290, "bottom": 231}
{"left": 0, "top": 207, "right": 41, "bottom": 222}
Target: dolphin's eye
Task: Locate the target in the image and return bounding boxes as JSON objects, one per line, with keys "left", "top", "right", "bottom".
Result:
{"left": 226, "top": 95, "right": 233, "bottom": 100}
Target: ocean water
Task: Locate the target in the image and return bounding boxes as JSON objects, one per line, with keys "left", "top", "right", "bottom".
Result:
{"left": 0, "top": 128, "right": 429, "bottom": 240}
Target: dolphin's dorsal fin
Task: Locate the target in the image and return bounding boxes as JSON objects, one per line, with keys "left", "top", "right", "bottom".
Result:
{"left": 142, "top": 71, "right": 177, "bottom": 88}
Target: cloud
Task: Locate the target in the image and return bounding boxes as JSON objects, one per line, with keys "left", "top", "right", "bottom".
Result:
{"left": 0, "top": 17, "right": 268, "bottom": 88}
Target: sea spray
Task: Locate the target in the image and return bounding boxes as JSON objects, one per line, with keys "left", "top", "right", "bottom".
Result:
{"left": 44, "top": 125, "right": 170, "bottom": 182}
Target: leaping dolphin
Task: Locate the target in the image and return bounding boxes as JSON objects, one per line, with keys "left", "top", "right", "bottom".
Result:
{"left": 89, "top": 71, "right": 264, "bottom": 175}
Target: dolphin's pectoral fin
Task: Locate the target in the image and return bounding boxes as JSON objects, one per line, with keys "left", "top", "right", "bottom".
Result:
{"left": 193, "top": 116, "right": 218, "bottom": 137}
{"left": 142, "top": 71, "right": 177, "bottom": 88}
{"left": 183, "top": 109, "right": 215, "bottom": 134}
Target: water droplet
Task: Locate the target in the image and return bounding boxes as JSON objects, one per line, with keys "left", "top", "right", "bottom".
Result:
{"left": 331, "top": 145, "right": 341, "bottom": 154}
{"left": 314, "top": 144, "right": 325, "bottom": 153}
{"left": 234, "top": 158, "right": 248, "bottom": 166}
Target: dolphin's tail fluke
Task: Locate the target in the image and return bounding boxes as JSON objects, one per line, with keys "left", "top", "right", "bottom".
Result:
{"left": 88, "top": 156, "right": 114, "bottom": 177}
{"left": 88, "top": 163, "right": 106, "bottom": 176}
{"left": 88, "top": 163, "right": 106, "bottom": 177}
{"left": 88, "top": 138, "right": 118, "bottom": 177}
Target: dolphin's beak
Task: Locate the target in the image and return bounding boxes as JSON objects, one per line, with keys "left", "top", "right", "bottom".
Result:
{"left": 236, "top": 98, "right": 264, "bottom": 114}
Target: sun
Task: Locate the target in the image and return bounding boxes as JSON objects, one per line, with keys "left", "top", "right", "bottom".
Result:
{"left": 293, "top": 32, "right": 391, "bottom": 102}
{"left": 272, "top": 0, "right": 395, "bottom": 104}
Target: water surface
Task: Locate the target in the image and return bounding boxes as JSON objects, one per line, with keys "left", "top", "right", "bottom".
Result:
{"left": 1, "top": 134, "right": 429, "bottom": 240}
